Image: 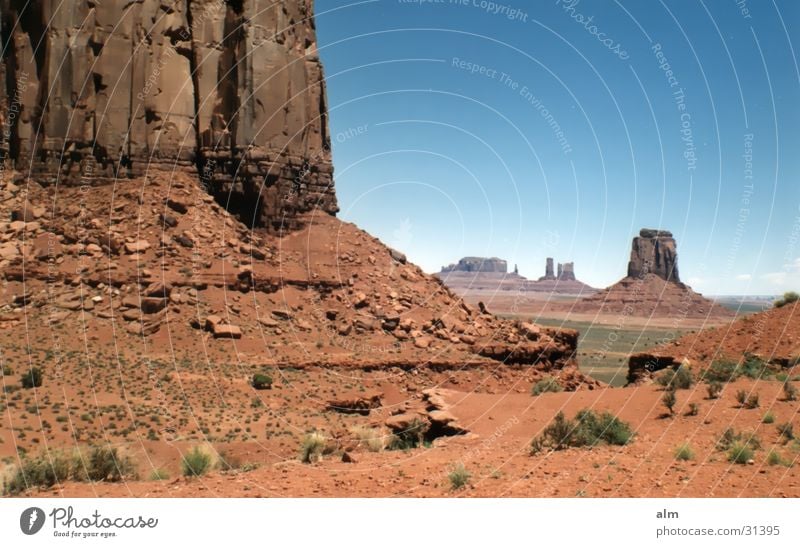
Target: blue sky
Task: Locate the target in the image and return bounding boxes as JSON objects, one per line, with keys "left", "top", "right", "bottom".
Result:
{"left": 314, "top": 0, "right": 800, "bottom": 295}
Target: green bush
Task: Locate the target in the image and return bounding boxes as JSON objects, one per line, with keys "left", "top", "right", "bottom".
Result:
{"left": 448, "top": 463, "right": 471, "bottom": 490}
{"left": 74, "top": 446, "right": 136, "bottom": 482}
{"left": 20, "top": 367, "right": 43, "bottom": 389}
{"left": 531, "top": 376, "right": 563, "bottom": 396}
{"left": 251, "top": 373, "right": 273, "bottom": 390}
{"left": 774, "top": 291, "right": 799, "bottom": 308}
{"left": 784, "top": 382, "right": 798, "bottom": 402}
{"left": 707, "top": 381, "right": 723, "bottom": 399}
{"left": 1, "top": 364, "right": 12, "bottom": 376}
{"left": 662, "top": 389, "right": 677, "bottom": 415}
{"left": 716, "top": 428, "right": 760, "bottom": 452}
{"left": 686, "top": 403, "right": 700, "bottom": 417}
{"left": 728, "top": 442, "right": 754, "bottom": 464}
{"left": 388, "top": 418, "right": 429, "bottom": 451}
{"left": 530, "top": 409, "right": 633, "bottom": 453}
{"left": 675, "top": 443, "right": 694, "bottom": 461}
{"left": 777, "top": 423, "right": 794, "bottom": 441}
{"left": 736, "top": 390, "right": 759, "bottom": 409}
{"left": 3, "top": 451, "right": 71, "bottom": 494}
{"left": 656, "top": 365, "right": 694, "bottom": 390}
{"left": 740, "top": 355, "right": 774, "bottom": 380}
{"left": 762, "top": 412, "right": 776, "bottom": 424}
{"left": 181, "top": 446, "right": 212, "bottom": 477}
{"left": 766, "top": 449, "right": 785, "bottom": 466}
{"left": 703, "top": 360, "right": 740, "bottom": 383}
{"left": 149, "top": 468, "right": 170, "bottom": 481}
{"left": 300, "top": 432, "right": 327, "bottom": 463}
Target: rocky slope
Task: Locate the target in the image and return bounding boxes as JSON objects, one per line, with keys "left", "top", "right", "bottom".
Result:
{"left": 628, "top": 300, "right": 799, "bottom": 383}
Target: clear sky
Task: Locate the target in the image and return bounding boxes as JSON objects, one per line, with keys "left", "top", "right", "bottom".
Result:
{"left": 314, "top": 0, "right": 800, "bottom": 296}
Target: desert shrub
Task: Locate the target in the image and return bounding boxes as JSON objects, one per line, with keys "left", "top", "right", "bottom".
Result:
{"left": 703, "top": 360, "right": 740, "bottom": 383}
{"left": 388, "top": 418, "right": 428, "bottom": 451}
{"left": 181, "top": 446, "right": 212, "bottom": 477}
{"left": 299, "top": 432, "right": 327, "bottom": 463}
{"left": 251, "top": 373, "right": 272, "bottom": 390}
{"left": 784, "top": 382, "right": 798, "bottom": 402}
{"left": 448, "top": 463, "right": 470, "bottom": 490}
{"left": 740, "top": 355, "right": 774, "bottom": 380}
{"left": 149, "top": 468, "right": 169, "bottom": 481}
{"left": 736, "top": 390, "right": 759, "bottom": 409}
{"left": 766, "top": 449, "right": 785, "bottom": 466}
{"left": 774, "top": 291, "right": 799, "bottom": 308}
{"left": 20, "top": 367, "right": 43, "bottom": 389}
{"left": 686, "top": 403, "right": 700, "bottom": 417}
{"left": 530, "top": 409, "right": 633, "bottom": 453}
{"left": 662, "top": 390, "right": 677, "bottom": 415}
{"left": 777, "top": 423, "right": 794, "bottom": 441}
{"left": 716, "top": 428, "right": 761, "bottom": 452}
{"left": 75, "top": 446, "right": 136, "bottom": 482}
{"left": 531, "top": 376, "right": 563, "bottom": 396}
{"left": 763, "top": 412, "right": 776, "bottom": 424}
{"left": 728, "top": 442, "right": 754, "bottom": 464}
{"left": 657, "top": 365, "right": 694, "bottom": 390}
{"left": 3, "top": 451, "right": 72, "bottom": 494}
{"left": 707, "top": 381, "right": 723, "bottom": 399}
{"left": 1, "top": 364, "right": 12, "bottom": 376}
{"left": 675, "top": 443, "right": 694, "bottom": 461}
{"left": 350, "top": 426, "right": 385, "bottom": 452}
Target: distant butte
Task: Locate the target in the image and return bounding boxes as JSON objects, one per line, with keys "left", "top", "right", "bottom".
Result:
{"left": 436, "top": 256, "right": 596, "bottom": 295}
{"left": 572, "top": 229, "right": 733, "bottom": 319}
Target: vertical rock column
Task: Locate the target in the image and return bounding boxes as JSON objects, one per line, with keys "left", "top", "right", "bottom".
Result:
{"left": 191, "top": 0, "right": 337, "bottom": 228}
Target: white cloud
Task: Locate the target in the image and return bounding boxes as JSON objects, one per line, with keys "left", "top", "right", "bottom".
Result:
{"left": 760, "top": 258, "right": 800, "bottom": 287}
{"left": 735, "top": 274, "right": 752, "bottom": 281}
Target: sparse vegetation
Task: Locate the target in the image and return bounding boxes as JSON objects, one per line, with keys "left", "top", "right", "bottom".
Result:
{"left": 656, "top": 365, "right": 694, "bottom": 390}
{"left": 530, "top": 409, "right": 633, "bottom": 453}
{"left": 784, "top": 382, "right": 798, "bottom": 402}
{"left": 448, "top": 463, "right": 471, "bottom": 490}
{"left": 773, "top": 291, "right": 799, "bottom": 308}
{"left": 686, "top": 403, "right": 700, "bottom": 417}
{"left": 662, "top": 389, "right": 677, "bottom": 415}
{"left": 716, "top": 428, "right": 761, "bottom": 452}
{"left": 531, "top": 376, "right": 563, "bottom": 396}
{"left": 767, "top": 449, "right": 786, "bottom": 466}
{"left": 350, "top": 425, "right": 385, "bottom": 452}
{"left": 675, "top": 443, "right": 694, "bottom": 461}
{"left": 149, "top": 468, "right": 170, "bottom": 481}
{"left": 20, "top": 367, "right": 43, "bottom": 389}
{"left": 181, "top": 446, "right": 213, "bottom": 477}
{"left": 763, "top": 412, "right": 776, "bottom": 424}
{"left": 703, "top": 359, "right": 740, "bottom": 383}
{"left": 388, "top": 418, "right": 428, "bottom": 451}
{"left": 74, "top": 446, "right": 136, "bottom": 482}
{"left": 300, "top": 432, "right": 327, "bottom": 463}
{"left": 728, "top": 442, "right": 754, "bottom": 464}
{"left": 3, "top": 451, "right": 72, "bottom": 494}
{"left": 3, "top": 445, "right": 136, "bottom": 494}
{"left": 777, "top": 423, "right": 794, "bottom": 442}
{"left": 735, "top": 390, "right": 759, "bottom": 409}
{"left": 707, "top": 381, "right": 723, "bottom": 399}
{"left": 251, "top": 373, "right": 273, "bottom": 390}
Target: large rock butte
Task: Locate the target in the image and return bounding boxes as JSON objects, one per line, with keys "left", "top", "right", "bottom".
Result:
{"left": 440, "top": 257, "right": 507, "bottom": 274}
{"left": 0, "top": 0, "right": 336, "bottom": 229}
{"left": 627, "top": 229, "right": 679, "bottom": 282}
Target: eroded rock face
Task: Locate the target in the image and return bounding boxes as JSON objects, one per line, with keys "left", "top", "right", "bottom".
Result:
{"left": 0, "top": 0, "right": 336, "bottom": 229}
{"left": 627, "top": 229, "right": 679, "bottom": 282}
{"left": 440, "top": 257, "right": 508, "bottom": 274}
